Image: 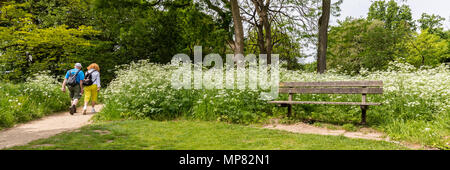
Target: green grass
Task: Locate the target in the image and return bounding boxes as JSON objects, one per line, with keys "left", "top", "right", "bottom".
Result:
{"left": 10, "top": 120, "right": 408, "bottom": 150}
{"left": 342, "top": 123, "right": 358, "bottom": 132}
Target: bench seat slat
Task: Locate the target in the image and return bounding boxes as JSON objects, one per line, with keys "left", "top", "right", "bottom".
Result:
{"left": 280, "top": 81, "right": 383, "bottom": 87}
{"left": 269, "top": 101, "right": 382, "bottom": 106}
{"left": 279, "top": 88, "right": 383, "bottom": 94}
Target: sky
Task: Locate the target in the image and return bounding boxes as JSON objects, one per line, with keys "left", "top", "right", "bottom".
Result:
{"left": 301, "top": 0, "right": 450, "bottom": 63}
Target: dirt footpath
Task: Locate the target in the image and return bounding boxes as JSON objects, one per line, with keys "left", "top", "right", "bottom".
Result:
{"left": 264, "top": 123, "right": 387, "bottom": 141}
{"left": 0, "top": 105, "right": 103, "bottom": 149}
{"left": 263, "top": 122, "right": 437, "bottom": 150}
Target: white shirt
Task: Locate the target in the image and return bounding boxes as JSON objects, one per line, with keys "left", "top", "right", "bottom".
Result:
{"left": 86, "top": 69, "right": 101, "bottom": 87}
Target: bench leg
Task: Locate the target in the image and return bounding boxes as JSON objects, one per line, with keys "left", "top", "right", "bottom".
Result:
{"left": 287, "top": 93, "right": 293, "bottom": 117}
{"left": 287, "top": 105, "right": 292, "bottom": 117}
{"left": 360, "top": 105, "right": 368, "bottom": 125}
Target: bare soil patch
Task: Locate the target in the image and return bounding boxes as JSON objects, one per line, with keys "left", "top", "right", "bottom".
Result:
{"left": 263, "top": 120, "right": 437, "bottom": 150}
{"left": 93, "top": 130, "right": 111, "bottom": 135}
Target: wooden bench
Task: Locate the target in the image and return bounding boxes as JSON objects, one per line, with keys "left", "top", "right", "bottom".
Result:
{"left": 268, "top": 81, "right": 383, "bottom": 124}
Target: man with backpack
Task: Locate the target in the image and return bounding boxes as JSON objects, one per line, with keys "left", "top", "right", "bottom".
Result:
{"left": 61, "top": 63, "right": 85, "bottom": 115}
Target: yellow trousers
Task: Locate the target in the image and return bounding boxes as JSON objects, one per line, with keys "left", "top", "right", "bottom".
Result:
{"left": 84, "top": 84, "right": 98, "bottom": 103}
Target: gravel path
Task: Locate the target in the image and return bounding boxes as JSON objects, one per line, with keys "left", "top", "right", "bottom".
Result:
{"left": 0, "top": 105, "right": 103, "bottom": 149}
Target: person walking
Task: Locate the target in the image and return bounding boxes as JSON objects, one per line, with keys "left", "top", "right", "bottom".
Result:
{"left": 62, "top": 63, "right": 84, "bottom": 115}
{"left": 82, "top": 63, "right": 101, "bottom": 115}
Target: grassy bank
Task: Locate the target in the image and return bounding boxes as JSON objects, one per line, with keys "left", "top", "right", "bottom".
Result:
{"left": 9, "top": 120, "right": 407, "bottom": 150}
{"left": 95, "top": 61, "right": 449, "bottom": 149}
{"left": 0, "top": 73, "right": 69, "bottom": 129}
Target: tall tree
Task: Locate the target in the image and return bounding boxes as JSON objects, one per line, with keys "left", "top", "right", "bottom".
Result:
{"left": 328, "top": 19, "right": 399, "bottom": 74}
{"left": 0, "top": 1, "right": 99, "bottom": 81}
{"left": 367, "top": 0, "right": 415, "bottom": 31}
{"left": 316, "top": 0, "right": 330, "bottom": 74}
{"left": 366, "top": 0, "right": 414, "bottom": 63}
{"left": 230, "top": 0, "right": 245, "bottom": 56}
{"left": 247, "top": 0, "right": 272, "bottom": 64}
{"left": 405, "top": 29, "right": 448, "bottom": 67}
{"left": 418, "top": 13, "right": 446, "bottom": 38}
{"left": 240, "top": 0, "right": 342, "bottom": 68}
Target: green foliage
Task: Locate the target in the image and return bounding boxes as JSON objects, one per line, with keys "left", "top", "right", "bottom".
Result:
{"left": 28, "top": 0, "right": 94, "bottom": 28}
{"left": 400, "top": 29, "right": 448, "bottom": 67}
{"left": 92, "top": 0, "right": 230, "bottom": 61}
{"left": 328, "top": 18, "right": 406, "bottom": 74}
{"left": 1, "top": 0, "right": 232, "bottom": 84}
{"left": 0, "top": 73, "right": 70, "bottom": 128}
{"left": 367, "top": 0, "right": 415, "bottom": 31}
{"left": 0, "top": 1, "right": 99, "bottom": 81}
{"left": 92, "top": 0, "right": 180, "bottom": 63}
{"left": 178, "top": 3, "right": 230, "bottom": 56}
{"left": 342, "top": 124, "right": 357, "bottom": 132}
{"left": 326, "top": 0, "right": 449, "bottom": 74}
{"left": 80, "top": 0, "right": 231, "bottom": 84}
{"left": 302, "top": 62, "right": 317, "bottom": 73}
{"left": 246, "top": 26, "right": 305, "bottom": 70}
{"left": 328, "top": 11, "right": 448, "bottom": 74}
{"left": 418, "top": 13, "right": 446, "bottom": 38}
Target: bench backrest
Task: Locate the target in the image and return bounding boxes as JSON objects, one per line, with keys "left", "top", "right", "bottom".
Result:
{"left": 279, "top": 81, "right": 383, "bottom": 94}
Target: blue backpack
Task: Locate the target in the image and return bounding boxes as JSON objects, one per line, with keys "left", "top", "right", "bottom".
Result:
{"left": 67, "top": 69, "right": 81, "bottom": 87}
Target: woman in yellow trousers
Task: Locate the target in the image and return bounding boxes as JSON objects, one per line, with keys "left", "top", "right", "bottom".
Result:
{"left": 82, "top": 63, "right": 101, "bottom": 115}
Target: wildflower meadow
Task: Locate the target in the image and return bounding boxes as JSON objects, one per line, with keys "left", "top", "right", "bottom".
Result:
{"left": 96, "top": 60, "right": 449, "bottom": 149}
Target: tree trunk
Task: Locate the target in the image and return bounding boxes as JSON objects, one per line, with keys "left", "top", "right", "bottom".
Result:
{"left": 262, "top": 4, "right": 272, "bottom": 65}
{"left": 256, "top": 24, "right": 266, "bottom": 55}
{"left": 230, "top": 0, "right": 244, "bottom": 57}
{"left": 421, "top": 55, "right": 425, "bottom": 66}
{"left": 252, "top": 0, "right": 272, "bottom": 64}
{"left": 317, "top": 0, "right": 330, "bottom": 74}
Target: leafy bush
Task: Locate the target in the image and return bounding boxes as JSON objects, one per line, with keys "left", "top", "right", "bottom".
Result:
{"left": 96, "top": 61, "right": 272, "bottom": 124}
{"left": 97, "top": 60, "right": 449, "bottom": 148}
{"left": 0, "top": 73, "right": 70, "bottom": 128}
